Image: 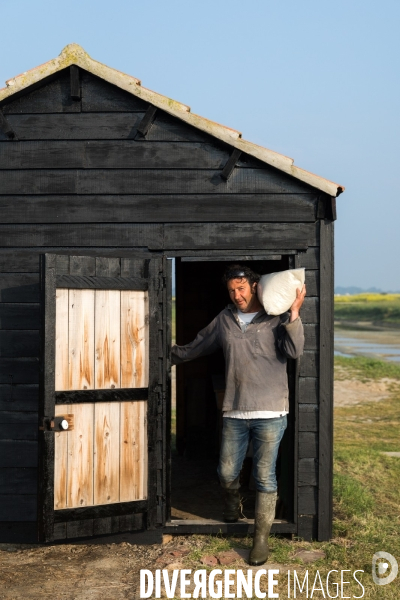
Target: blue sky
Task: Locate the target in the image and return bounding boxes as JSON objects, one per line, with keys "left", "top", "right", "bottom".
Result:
{"left": 2, "top": 0, "right": 399, "bottom": 290}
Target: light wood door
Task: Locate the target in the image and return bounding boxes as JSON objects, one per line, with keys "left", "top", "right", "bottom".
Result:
{"left": 54, "top": 289, "right": 149, "bottom": 509}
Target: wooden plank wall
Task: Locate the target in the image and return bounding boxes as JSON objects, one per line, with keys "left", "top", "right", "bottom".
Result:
{"left": 296, "top": 247, "right": 320, "bottom": 540}
{"left": 0, "top": 67, "right": 322, "bottom": 541}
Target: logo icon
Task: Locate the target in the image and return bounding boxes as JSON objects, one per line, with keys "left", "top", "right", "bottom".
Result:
{"left": 372, "top": 552, "right": 398, "bottom": 586}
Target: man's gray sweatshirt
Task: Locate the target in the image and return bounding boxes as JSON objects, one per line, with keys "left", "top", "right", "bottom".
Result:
{"left": 171, "top": 305, "right": 304, "bottom": 413}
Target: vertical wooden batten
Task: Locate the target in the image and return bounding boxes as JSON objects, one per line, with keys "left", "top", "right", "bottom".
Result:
{"left": 318, "top": 219, "right": 334, "bottom": 541}
{"left": 70, "top": 66, "right": 81, "bottom": 101}
{"left": 290, "top": 254, "right": 300, "bottom": 531}
{"left": 146, "top": 257, "right": 163, "bottom": 529}
{"left": 164, "top": 258, "right": 172, "bottom": 523}
{"left": 38, "top": 254, "right": 57, "bottom": 541}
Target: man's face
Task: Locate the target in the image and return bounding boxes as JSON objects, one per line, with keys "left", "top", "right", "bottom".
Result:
{"left": 227, "top": 277, "right": 257, "bottom": 312}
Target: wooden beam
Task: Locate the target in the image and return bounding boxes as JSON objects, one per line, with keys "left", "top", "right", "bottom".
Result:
{"left": 163, "top": 222, "right": 318, "bottom": 250}
{"left": 0, "top": 223, "right": 163, "bottom": 249}
{"left": 0, "top": 303, "right": 40, "bottom": 330}
{"left": 0, "top": 193, "right": 318, "bottom": 224}
{"left": 330, "top": 197, "right": 337, "bottom": 221}
{"left": 317, "top": 194, "right": 337, "bottom": 221}
{"left": 55, "top": 387, "right": 148, "bottom": 404}
{"left": 0, "top": 522, "right": 37, "bottom": 544}
{"left": 0, "top": 358, "right": 39, "bottom": 384}
{"left": 164, "top": 519, "right": 296, "bottom": 535}
{"left": 56, "top": 274, "right": 148, "bottom": 290}
{"left": 181, "top": 255, "right": 282, "bottom": 262}
{"left": 298, "top": 432, "right": 318, "bottom": 459}
{"left": 38, "top": 253, "right": 57, "bottom": 542}
{"left": 0, "top": 384, "right": 38, "bottom": 411}
{"left": 0, "top": 168, "right": 311, "bottom": 195}
{"left": 54, "top": 499, "right": 147, "bottom": 522}
{"left": 146, "top": 257, "right": 163, "bottom": 528}
{"left": 0, "top": 109, "right": 17, "bottom": 140}
{"left": 70, "top": 65, "right": 81, "bottom": 100}
{"left": 135, "top": 105, "right": 157, "bottom": 138}
{"left": 318, "top": 219, "right": 334, "bottom": 541}
{"left": 220, "top": 148, "right": 242, "bottom": 181}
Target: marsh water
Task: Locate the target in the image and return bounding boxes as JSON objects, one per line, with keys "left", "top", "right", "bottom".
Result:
{"left": 334, "top": 324, "right": 400, "bottom": 362}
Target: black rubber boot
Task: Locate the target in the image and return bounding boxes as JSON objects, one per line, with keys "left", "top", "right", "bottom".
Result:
{"left": 223, "top": 488, "right": 241, "bottom": 523}
{"left": 249, "top": 491, "right": 277, "bottom": 566}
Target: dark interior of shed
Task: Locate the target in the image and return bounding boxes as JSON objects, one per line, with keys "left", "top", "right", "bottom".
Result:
{"left": 170, "top": 257, "right": 296, "bottom": 523}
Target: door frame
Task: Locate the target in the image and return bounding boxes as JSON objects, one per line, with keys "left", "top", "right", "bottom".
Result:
{"left": 164, "top": 251, "right": 299, "bottom": 535}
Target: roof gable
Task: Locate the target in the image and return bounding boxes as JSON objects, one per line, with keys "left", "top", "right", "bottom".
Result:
{"left": 0, "top": 44, "right": 344, "bottom": 197}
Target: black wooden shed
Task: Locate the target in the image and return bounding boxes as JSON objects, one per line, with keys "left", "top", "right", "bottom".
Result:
{"left": 0, "top": 44, "right": 344, "bottom": 544}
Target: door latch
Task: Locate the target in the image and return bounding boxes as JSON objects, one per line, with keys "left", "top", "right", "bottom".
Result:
{"left": 39, "top": 415, "right": 74, "bottom": 432}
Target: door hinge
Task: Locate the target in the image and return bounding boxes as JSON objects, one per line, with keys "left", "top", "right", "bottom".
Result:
{"left": 158, "top": 274, "right": 168, "bottom": 290}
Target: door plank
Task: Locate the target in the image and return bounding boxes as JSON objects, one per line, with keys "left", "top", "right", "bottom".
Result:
{"left": 120, "top": 291, "right": 149, "bottom": 388}
{"left": 141, "top": 401, "right": 148, "bottom": 499}
{"left": 67, "top": 403, "right": 94, "bottom": 507}
{"left": 68, "top": 289, "right": 95, "bottom": 390}
{"left": 95, "top": 290, "right": 121, "bottom": 389}
{"left": 120, "top": 401, "right": 147, "bottom": 501}
{"left": 54, "top": 404, "right": 70, "bottom": 509}
{"left": 94, "top": 402, "right": 120, "bottom": 505}
{"left": 55, "top": 288, "right": 69, "bottom": 391}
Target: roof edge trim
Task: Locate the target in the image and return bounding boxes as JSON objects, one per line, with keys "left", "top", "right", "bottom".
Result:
{"left": 0, "top": 43, "right": 344, "bottom": 197}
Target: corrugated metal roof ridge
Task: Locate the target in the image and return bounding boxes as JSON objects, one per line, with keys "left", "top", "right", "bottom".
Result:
{"left": 0, "top": 44, "right": 344, "bottom": 196}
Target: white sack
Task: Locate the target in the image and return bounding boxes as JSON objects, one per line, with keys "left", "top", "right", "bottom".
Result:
{"left": 257, "top": 268, "right": 305, "bottom": 316}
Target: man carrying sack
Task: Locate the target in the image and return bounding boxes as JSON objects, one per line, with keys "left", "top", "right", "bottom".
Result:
{"left": 171, "top": 264, "right": 306, "bottom": 565}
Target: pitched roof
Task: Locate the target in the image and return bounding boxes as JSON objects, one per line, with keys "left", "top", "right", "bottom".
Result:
{"left": 0, "top": 44, "right": 344, "bottom": 197}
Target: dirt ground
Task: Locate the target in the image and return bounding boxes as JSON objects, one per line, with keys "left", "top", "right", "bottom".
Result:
{"left": 0, "top": 539, "right": 156, "bottom": 599}
{"left": 0, "top": 536, "right": 293, "bottom": 600}
{"left": 1, "top": 374, "right": 395, "bottom": 599}
{"left": 1, "top": 535, "right": 220, "bottom": 600}
{"left": 0, "top": 536, "right": 204, "bottom": 600}
{"left": 334, "top": 375, "right": 398, "bottom": 406}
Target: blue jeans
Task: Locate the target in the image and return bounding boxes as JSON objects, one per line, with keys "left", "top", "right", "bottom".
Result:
{"left": 217, "top": 415, "right": 287, "bottom": 493}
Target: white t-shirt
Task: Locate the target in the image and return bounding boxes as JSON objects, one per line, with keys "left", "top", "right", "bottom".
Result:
{"left": 237, "top": 309, "right": 258, "bottom": 326}
{"left": 223, "top": 309, "right": 288, "bottom": 420}
{"left": 224, "top": 409, "right": 288, "bottom": 419}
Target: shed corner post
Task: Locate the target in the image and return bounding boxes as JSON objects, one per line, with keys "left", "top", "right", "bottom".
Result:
{"left": 318, "top": 219, "right": 334, "bottom": 541}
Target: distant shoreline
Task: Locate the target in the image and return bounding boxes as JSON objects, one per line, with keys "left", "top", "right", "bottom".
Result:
{"left": 334, "top": 319, "right": 400, "bottom": 331}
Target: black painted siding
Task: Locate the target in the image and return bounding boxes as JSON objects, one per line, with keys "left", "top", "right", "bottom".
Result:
{"left": 0, "top": 67, "right": 325, "bottom": 542}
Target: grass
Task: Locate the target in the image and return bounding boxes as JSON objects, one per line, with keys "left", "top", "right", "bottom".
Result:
{"left": 334, "top": 293, "right": 400, "bottom": 325}
{"left": 171, "top": 408, "right": 176, "bottom": 454}
{"left": 172, "top": 297, "right": 176, "bottom": 343}
{"left": 182, "top": 359, "right": 400, "bottom": 598}
{"left": 171, "top": 296, "right": 400, "bottom": 595}
{"left": 334, "top": 355, "right": 400, "bottom": 381}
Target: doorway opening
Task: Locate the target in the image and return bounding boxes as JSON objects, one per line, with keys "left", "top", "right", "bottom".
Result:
{"left": 169, "top": 257, "right": 295, "bottom": 524}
